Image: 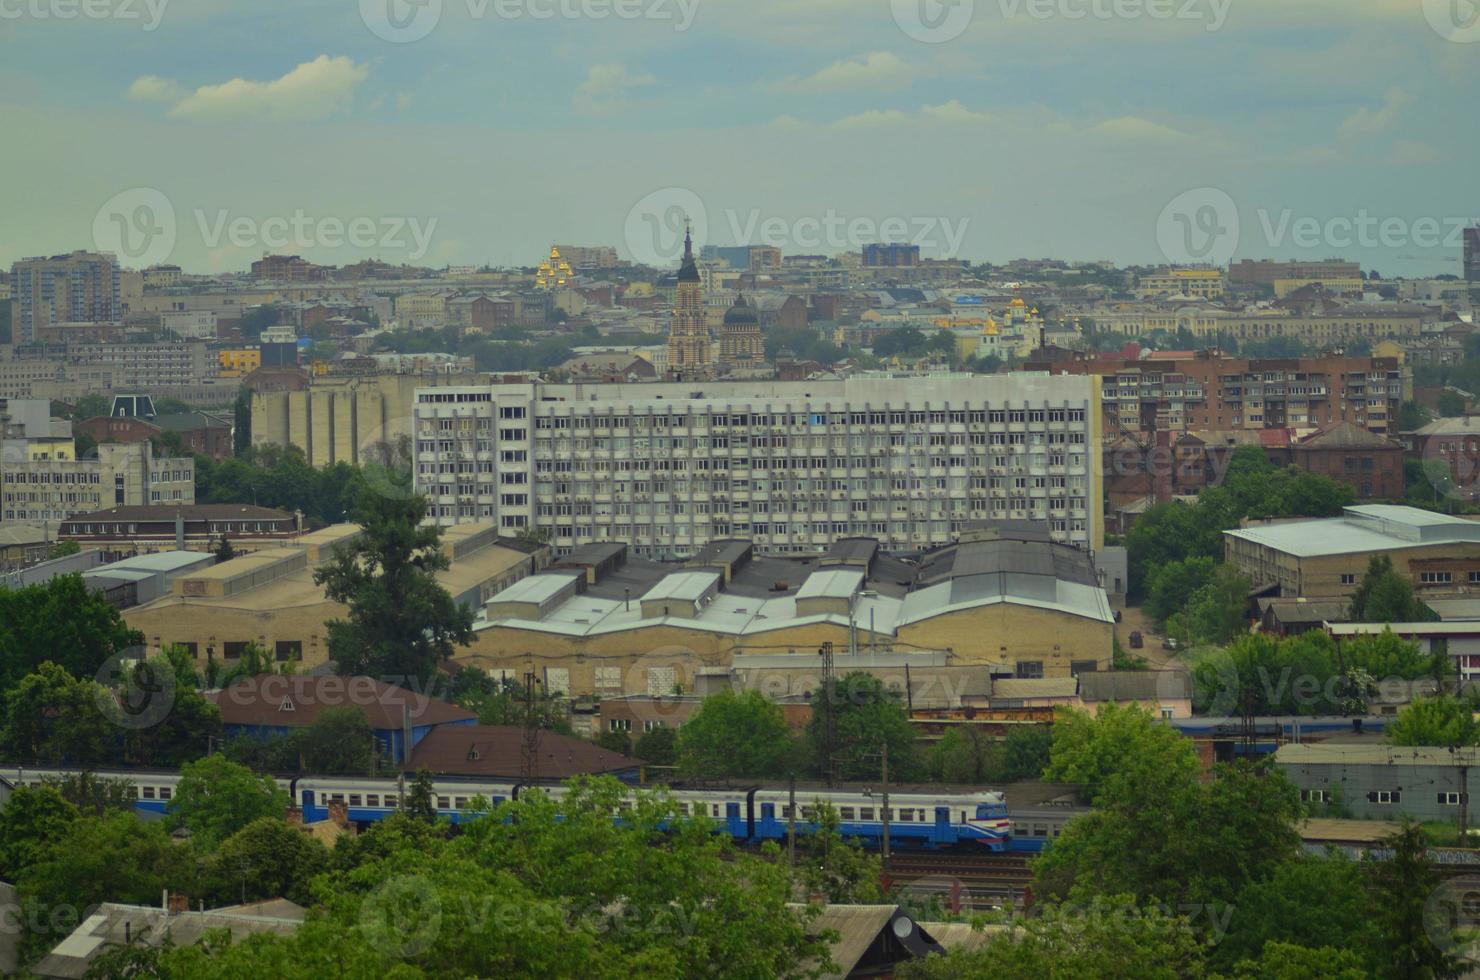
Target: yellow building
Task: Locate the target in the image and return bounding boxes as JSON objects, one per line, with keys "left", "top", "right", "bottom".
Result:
{"left": 218, "top": 349, "right": 262, "bottom": 378}
{"left": 1273, "top": 277, "right": 1365, "bottom": 299}
{"left": 123, "top": 523, "right": 547, "bottom": 671}
{"left": 455, "top": 528, "right": 1115, "bottom": 695}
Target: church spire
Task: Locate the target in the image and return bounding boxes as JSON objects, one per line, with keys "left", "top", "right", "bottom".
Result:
{"left": 676, "top": 216, "right": 700, "bottom": 283}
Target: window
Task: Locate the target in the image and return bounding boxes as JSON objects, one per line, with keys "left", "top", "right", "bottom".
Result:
{"left": 1301, "top": 789, "right": 1331, "bottom": 804}
{"left": 349, "top": 794, "right": 362, "bottom": 807}
{"left": 222, "top": 641, "right": 249, "bottom": 659}
{"left": 859, "top": 807, "right": 874, "bottom": 820}
{"left": 366, "top": 795, "right": 379, "bottom": 807}
{"left": 1340, "top": 574, "right": 1357, "bottom": 586}
{"left": 437, "top": 796, "right": 451, "bottom": 809}
{"left": 839, "top": 807, "right": 855, "bottom": 820}
{"left": 158, "top": 787, "right": 171, "bottom": 801}
{"left": 609, "top": 718, "right": 632, "bottom": 732}
{"left": 1016, "top": 661, "right": 1044, "bottom": 679}
{"left": 1367, "top": 790, "right": 1401, "bottom": 804}
{"left": 1070, "top": 660, "right": 1098, "bottom": 676}
{"left": 275, "top": 640, "right": 302, "bottom": 662}
{"left": 1440, "top": 792, "right": 1467, "bottom": 806}
{"left": 142, "top": 786, "right": 156, "bottom": 799}
{"left": 1421, "top": 572, "right": 1452, "bottom": 584}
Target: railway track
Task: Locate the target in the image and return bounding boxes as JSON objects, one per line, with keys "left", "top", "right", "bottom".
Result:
{"left": 884, "top": 854, "right": 1035, "bottom": 908}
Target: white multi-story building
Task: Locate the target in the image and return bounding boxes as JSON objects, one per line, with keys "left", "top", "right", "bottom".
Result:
{"left": 413, "top": 376, "right": 1102, "bottom": 558}
{"left": 0, "top": 440, "right": 194, "bottom": 525}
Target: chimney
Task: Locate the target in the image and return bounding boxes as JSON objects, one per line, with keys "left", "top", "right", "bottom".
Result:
{"left": 286, "top": 807, "right": 304, "bottom": 827}
{"left": 168, "top": 893, "right": 188, "bottom": 916}
{"left": 175, "top": 511, "right": 184, "bottom": 551}
{"left": 327, "top": 801, "right": 349, "bottom": 828}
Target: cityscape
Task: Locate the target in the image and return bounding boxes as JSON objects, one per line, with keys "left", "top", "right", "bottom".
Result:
{"left": 3, "top": 1, "right": 1480, "bottom": 977}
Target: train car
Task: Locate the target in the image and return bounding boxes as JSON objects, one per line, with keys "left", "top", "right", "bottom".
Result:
{"left": 7, "top": 767, "right": 1013, "bottom": 851}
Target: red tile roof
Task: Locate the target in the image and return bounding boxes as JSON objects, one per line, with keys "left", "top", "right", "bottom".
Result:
{"left": 406, "top": 725, "right": 638, "bottom": 779}
{"left": 209, "top": 675, "right": 475, "bottom": 731}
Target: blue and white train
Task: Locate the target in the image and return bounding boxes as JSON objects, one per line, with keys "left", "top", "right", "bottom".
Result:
{"left": 5, "top": 768, "right": 1013, "bottom": 851}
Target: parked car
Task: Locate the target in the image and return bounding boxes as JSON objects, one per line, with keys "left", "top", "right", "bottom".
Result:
{"left": 1129, "top": 631, "right": 1143, "bottom": 649}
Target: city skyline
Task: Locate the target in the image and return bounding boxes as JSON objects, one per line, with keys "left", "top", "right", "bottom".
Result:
{"left": 1, "top": 0, "right": 1477, "bottom": 276}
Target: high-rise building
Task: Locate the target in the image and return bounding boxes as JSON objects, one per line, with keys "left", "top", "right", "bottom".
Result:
{"left": 1465, "top": 225, "right": 1480, "bottom": 301}
{"left": 9, "top": 251, "right": 121, "bottom": 344}
{"left": 862, "top": 243, "right": 920, "bottom": 268}
{"left": 412, "top": 374, "right": 1103, "bottom": 557}
{"left": 0, "top": 440, "right": 194, "bottom": 525}
{"left": 665, "top": 228, "right": 713, "bottom": 378}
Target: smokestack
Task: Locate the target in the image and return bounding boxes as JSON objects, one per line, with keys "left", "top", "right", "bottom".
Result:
{"left": 175, "top": 511, "right": 184, "bottom": 551}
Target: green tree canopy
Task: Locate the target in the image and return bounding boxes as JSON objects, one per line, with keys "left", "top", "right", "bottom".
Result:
{"left": 314, "top": 478, "right": 473, "bottom": 683}
{"left": 1043, "top": 703, "right": 1200, "bottom": 804}
{"left": 807, "top": 671, "right": 919, "bottom": 782}
{"left": 0, "top": 574, "right": 145, "bottom": 689}
{"left": 676, "top": 690, "right": 799, "bottom": 779}
{"left": 168, "top": 754, "right": 290, "bottom": 844}
{"left": 1388, "top": 695, "right": 1480, "bottom": 747}
{"left": 1349, "top": 555, "right": 1437, "bottom": 624}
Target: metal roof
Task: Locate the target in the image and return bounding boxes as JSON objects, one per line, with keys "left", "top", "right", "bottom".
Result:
{"left": 641, "top": 571, "right": 720, "bottom": 604}
{"left": 1277, "top": 743, "right": 1480, "bottom": 766}
{"left": 795, "top": 568, "right": 864, "bottom": 600}
{"left": 1226, "top": 506, "right": 1480, "bottom": 558}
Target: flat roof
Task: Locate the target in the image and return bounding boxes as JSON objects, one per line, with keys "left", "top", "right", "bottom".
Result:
{"left": 642, "top": 571, "right": 720, "bottom": 604}
{"left": 1227, "top": 506, "right": 1480, "bottom": 558}
{"left": 486, "top": 572, "right": 579, "bottom": 606}
{"left": 1327, "top": 621, "right": 1480, "bottom": 636}
{"left": 101, "top": 551, "right": 214, "bottom": 574}
{"left": 1277, "top": 743, "right": 1480, "bottom": 766}
{"left": 795, "top": 568, "right": 864, "bottom": 600}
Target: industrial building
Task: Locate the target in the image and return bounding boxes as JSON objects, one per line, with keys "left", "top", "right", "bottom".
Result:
{"left": 1276, "top": 742, "right": 1480, "bottom": 823}
{"left": 1224, "top": 505, "right": 1480, "bottom": 598}
{"left": 122, "top": 522, "right": 547, "bottom": 671}
{"left": 457, "top": 522, "right": 1115, "bottom": 699}
{"left": 413, "top": 374, "right": 1103, "bottom": 557}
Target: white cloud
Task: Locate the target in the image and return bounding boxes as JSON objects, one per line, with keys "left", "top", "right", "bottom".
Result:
{"left": 1340, "top": 87, "right": 1410, "bottom": 139}
{"left": 1087, "top": 116, "right": 1194, "bottom": 144}
{"left": 1391, "top": 139, "right": 1439, "bottom": 165}
{"left": 775, "top": 52, "right": 914, "bottom": 93}
{"left": 128, "top": 75, "right": 184, "bottom": 103}
{"left": 573, "top": 64, "right": 656, "bottom": 115}
{"left": 164, "top": 56, "right": 369, "bottom": 123}
{"left": 920, "top": 100, "right": 991, "bottom": 124}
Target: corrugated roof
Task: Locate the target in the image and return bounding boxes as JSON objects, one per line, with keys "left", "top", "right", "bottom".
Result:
{"left": 209, "top": 676, "right": 475, "bottom": 731}
{"left": 407, "top": 725, "right": 637, "bottom": 779}
{"left": 1277, "top": 743, "right": 1480, "bottom": 766}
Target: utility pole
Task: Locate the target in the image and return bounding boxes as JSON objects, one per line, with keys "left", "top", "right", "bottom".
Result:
{"left": 521, "top": 671, "right": 542, "bottom": 781}
{"left": 820, "top": 642, "right": 836, "bottom": 787}
{"left": 1461, "top": 758, "right": 1471, "bottom": 839}
{"left": 880, "top": 742, "right": 891, "bottom": 873}
{"left": 787, "top": 773, "right": 797, "bottom": 868}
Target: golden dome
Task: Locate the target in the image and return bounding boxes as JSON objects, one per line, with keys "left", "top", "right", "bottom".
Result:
{"left": 1010, "top": 296, "right": 1026, "bottom": 308}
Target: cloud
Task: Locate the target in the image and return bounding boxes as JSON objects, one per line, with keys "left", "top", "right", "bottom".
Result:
{"left": 163, "top": 56, "right": 369, "bottom": 122}
{"left": 773, "top": 101, "right": 990, "bottom": 130}
{"left": 1390, "top": 139, "right": 1439, "bottom": 165}
{"left": 775, "top": 52, "right": 914, "bottom": 93}
{"left": 1086, "top": 116, "right": 1194, "bottom": 144}
{"left": 1339, "top": 87, "right": 1410, "bottom": 139}
{"left": 573, "top": 63, "right": 656, "bottom": 115}
{"left": 127, "top": 75, "right": 184, "bottom": 103}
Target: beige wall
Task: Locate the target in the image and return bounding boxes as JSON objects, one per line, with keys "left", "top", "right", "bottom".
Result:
{"left": 1225, "top": 537, "right": 1480, "bottom": 598}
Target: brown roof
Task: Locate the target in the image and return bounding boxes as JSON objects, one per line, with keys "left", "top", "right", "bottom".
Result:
{"left": 1297, "top": 421, "right": 1398, "bottom": 448}
{"left": 210, "top": 675, "right": 475, "bottom": 731}
{"left": 62, "top": 504, "right": 294, "bottom": 523}
{"left": 406, "top": 724, "right": 638, "bottom": 779}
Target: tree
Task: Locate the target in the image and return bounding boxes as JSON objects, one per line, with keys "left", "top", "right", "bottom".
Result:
{"left": 807, "top": 671, "right": 919, "bottom": 782}
{"left": 676, "top": 690, "right": 799, "bottom": 779}
{"left": 594, "top": 730, "right": 631, "bottom": 755}
{"left": 1214, "top": 853, "right": 1381, "bottom": 972}
{"left": 1229, "top": 943, "right": 1370, "bottom": 980}
{"left": 1182, "top": 564, "right": 1252, "bottom": 645}
{"left": 168, "top": 755, "right": 290, "bottom": 844}
{"left": 1349, "top": 555, "right": 1436, "bottom": 623}
{"left": 897, "top": 896, "right": 1208, "bottom": 979}
{"left": 0, "top": 574, "right": 145, "bottom": 689}
{"left": 798, "top": 801, "right": 885, "bottom": 903}
{"left": 1400, "top": 400, "right": 1435, "bottom": 432}
{"left": 0, "top": 784, "right": 79, "bottom": 881}
{"left": 213, "top": 532, "right": 237, "bottom": 564}
{"left": 296, "top": 705, "right": 383, "bottom": 773}
{"left": 995, "top": 724, "right": 1053, "bottom": 782}
{"left": 0, "top": 662, "right": 117, "bottom": 765}
{"left": 1044, "top": 703, "right": 1200, "bottom": 804}
{"left": 1438, "top": 389, "right": 1468, "bottom": 418}
{"left": 1370, "top": 822, "right": 1468, "bottom": 980}
{"left": 44, "top": 772, "right": 137, "bottom": 817}
{"left": 207, "top": 817, "right": 328, "bottom": 907}
{"left": 633, "top": 726, "right": 678, "bottom": 766}
{"left": 929, "top": 726, "right": 996, "bottom": 784}
{"left": 1033, "top": 761, "right": 1304, "bottom": 918}
{"left": 314, "top": 477, "right": 473, "bottom": 683}
{"left": 1388, "top": 696, "right": 1480, "bottom": 747}
{"left": 232, "top": 386, "right": 253, "bottom": 455}
{"left": 1144, "top": 556, "right": 1216, "bottom": 628}
{"left": 405, "top": 768, "right": 438, "bottom": 823}
{"left": 47, "top": 540, "right": 81, "bottom": 560}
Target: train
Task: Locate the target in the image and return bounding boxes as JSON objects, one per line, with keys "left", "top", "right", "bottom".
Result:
{"left": 4, "top": 768, "right": 1015, "bottom": 852}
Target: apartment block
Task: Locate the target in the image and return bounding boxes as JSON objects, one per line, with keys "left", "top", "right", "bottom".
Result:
{"left": 413, "top": 376, "right": 1103, "bottom": 558}
{"left": 0, "top": 440, "right": 194, "bottom": 525}
{"left": 9, "top": 251, "right": 122, "bottom": 344}
{"left": 1134, "top": 268, "right": 1226, "bottom": 300}
{"left": 1026, "top": 351, "right": 1410, "bottom": 436}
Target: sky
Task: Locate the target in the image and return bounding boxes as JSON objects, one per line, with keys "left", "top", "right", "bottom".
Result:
{"left": 0, "top": 0, "right": 1477, "bottom": 276}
